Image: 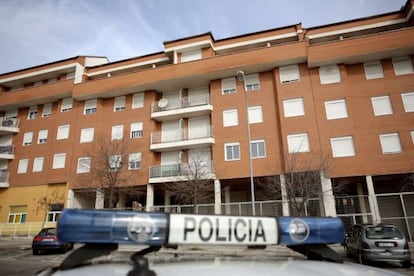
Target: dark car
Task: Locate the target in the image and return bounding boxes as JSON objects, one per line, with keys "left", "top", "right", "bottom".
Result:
{"left": 345, "top": 223, "right": 411, "bottom": 268}
{"left": 32, "top": 227, "right": 73, "bottom": 255}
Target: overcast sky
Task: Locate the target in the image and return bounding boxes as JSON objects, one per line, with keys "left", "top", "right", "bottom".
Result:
{"left": 0, "top": 0, "right": 407, "bottom": 74}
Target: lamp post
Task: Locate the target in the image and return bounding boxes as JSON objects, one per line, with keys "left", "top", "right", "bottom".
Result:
{"left": 236, "top": 70, "right": 256, "bottom": 216}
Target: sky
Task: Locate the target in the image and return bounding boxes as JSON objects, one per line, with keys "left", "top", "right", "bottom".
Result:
{"left": 0, "top": 0, "right": 407, "bottom": 75}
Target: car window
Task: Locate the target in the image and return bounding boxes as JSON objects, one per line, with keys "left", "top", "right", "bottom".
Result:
{"left": 365, "top": 226, "right": 403, "bottom": 239}
{"left": 39, "top": 228, "right": 57, "bottom": 235}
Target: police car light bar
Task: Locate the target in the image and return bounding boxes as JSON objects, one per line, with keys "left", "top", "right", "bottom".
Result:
{"left": 57, "top": 209, "right": 344, "bottom": 247}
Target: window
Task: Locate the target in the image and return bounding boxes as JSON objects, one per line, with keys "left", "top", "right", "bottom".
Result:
{"left": 324, "top": 99, "right": 348, "bottom": 120}
{"left": 32, "top": 157, "right": 44, "bottom": 172}
{"left": 392, "top": 56, "right": 414, "bottom": 76}
{"left": 27, "top": 106, "right": 38, "bottom": 120}
{"left": 222, "top": 77, "right": 237, "bottom": 95}
{"left": 181, "top": 50, "right": 202, "bottom": 62}
{"left": 223, "top": 109, "right": 238, "bottom": 127}
{"left": 401, "top": 92, "right": 414, "bottom": 112}
{"left": 109, "top": 155, "right": 121, "bottom": 171}
{"left": 130, "top": 122, "right": 143, "bottom": 138}
{"left": 364, "top": 61, "right": 384, "bottom": 80}
{"left": 330, "top": 136, "right": 356, "bottom": 157}
{"left": 17, "top": 159, "right": 28, "bottom": 174}
{"left": 129, "top": 153, "right": 141, "bottom": 170}
{"left": 80, "top": 128, "right": 94, "bottom": 143}
{"left": 371, "top": 96, "right": 393, "bottom": 116}
{"left": 283, "top": 98, "right": 305, "bottom": 117}
{"left": 37, "top": 129, "right": 48, "bottom": 144}
{"left": 379, "top": 133, "right": 402, "bottom": 154}
{"left": 42, "top": 103, "right": 52, "bottom": 117}
{"left": 251, "top": 140, "right": 266, "bottom": 158}
{"left": 22, "top": 132, "right": 33, "bottom": 146}
{"left": 84, "top": 99, "right": 97, "bottom": 115}
{"left": 114, "top": 96, "right": 126, "bottom": 112}
{"left": 111, "top": 125, "right": 124, "bottom": 140}
{"left": 47, "top": 204, "right": 63, "bottom": 222}
{"left": 287, "top": 133, "right": 310, "bottom": 153}
{"left": 132, "top": 93, "right": 144, "bottom": 109}
{"left": 61, "top": 98, "right": 73, "bottom": 112}
{"left": 319, "top": 65, "right": 341, "bottom": 84}
{"left": 411, "top": 131, "right": 414, "bottom": 144}
{"left": 77, "top": 157, "right": 91, "bottom": 173}
{"left": 53, "top": 153, "right": 66, "bottom": 169}
{"left": 279, "top": 64, "right": 300, "bottom": 83}
{"left": 244, "top": 73, "right": 260, "bottom": 91}
{"left": 8, "top": 206, "right": 27, "bottom": 223}
{"left": 248, "top": 106, "right": 263, "bottom": 124}
{"left": 57, "top": 125, "right": 70, "bottom": 140}
{"left": 225, "top": 142, "right": 240, "bottom": 161}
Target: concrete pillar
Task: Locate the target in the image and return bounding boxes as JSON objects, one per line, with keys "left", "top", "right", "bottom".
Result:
{"left": 214, "top": 179, "right": 222, "bottom": 215}
{"left": 320, "top": 173, "right": 337, "bottom": 217}
{"left": 164, "top": 191, "right": 171, "bottom": 213}
{"left": 280, "top": 174, "right": 290, "bottom": 216}
{"left": 117, "top": 192, "right": 126, "bottom": 209}
{"left": 95, "top": 189, "right": 104, "bottom": 209}
{"left": 146, "top": 184, "right": 154, "bottom": 212}
{"left": 356, "top": 182, "right": 369, "bottom": 223}
{"left": 66, "top": 189, "right": 74, "bottom": 208}
{"left": 366, "top": 175, "right": 381, "bottom": 224}
{"left": 224, "top": 186, "right": 231, "bottom": 215}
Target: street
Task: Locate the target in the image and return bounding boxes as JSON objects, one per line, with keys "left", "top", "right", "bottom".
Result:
{"left": 0, "top": 240, "right": 413, "bottom": 275}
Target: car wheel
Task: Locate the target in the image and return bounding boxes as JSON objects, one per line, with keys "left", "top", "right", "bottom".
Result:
{"left": 32, "top": 249, "right": 39, "bottom": 255}
{"left": 402, "top": 261, "right": 411, "bottom": 268}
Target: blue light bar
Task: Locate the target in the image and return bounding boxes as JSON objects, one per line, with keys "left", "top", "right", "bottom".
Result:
{"left": 57, "top": 209, "right": 344, "bottom": 246}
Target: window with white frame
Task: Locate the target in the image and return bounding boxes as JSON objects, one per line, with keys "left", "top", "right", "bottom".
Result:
{"left": 37, "top": 129, "right": 48, "bottom": 144}
{"left": 80, "top": 128, "right": 94, "bottom": 143}
{"left": 53, "top": 153, "right": 66, "bottom": 169}
{"left": 379, "top": 133, "right": 402, "bottom": 154}
{"left": 224, "top": 142, "right": 240, "bottom": 161}
{"left": 392, "top": 56, "right": 414, "bottom": 76}
{"left": 371, "top": 96, "right": 393, "bottom": 116}
{"left": 319, "top": 65, "right": 341, "bottom": 84}
{"left": 114, "top": 96, "right": 126, "bottom": 112}
{"left": 279, "top": 64, "right": 300, "bottom": 83}
{"left": 130, "top": 122, "right": 143, "bottom": 138}
{"left": 248, "top": 106, "right": 263, "bottom": 124}
{"left": 42, "top": 103, "right": 52, "bottom": 117}
{"left": 57, "top": 125, "right": 70, "bottom": 140}
{"left": 8, "top": 206, "right": 27, "bottom": 223}
{"left": 411, "top": 131, "right": 414, "bottom": 144}
{"left": 27, "top": 106, "right": 38, "bottom": 120}
{"left": 222, "top": 77, "right": 237, "bottom": 95}
{"left": 109, "top": 155, "right": 121, "bottom": 171}
{"left": 330, "top": 136, "right": 356, "bottom": 157}
{"left": 32, "top": 157, "right": 44, "bottom": 172}
{"left": 251, "top": 140, "right": 266, "bottom": 158}
{"left": 47, "top": 204, "right": 63, "bottom": 222}
{"left": 22, "top": 132, "right": 33, "bottom": 146}
{"left": 324, "top": 99, "right": 348, "bottom": 120}
{"left": 61, "top": 98, "right": 73, "bottom": 112}
{"left": 283, "top": 98, "right": 305, "bottom": 117}
{"left": 401, "top": 92, "right": 414, "bottom": 112}
{"left": 111, "top": 125, "right": 124, "bottom": 140}
{"left": 181, "top": 50, "right": 202, "bottom": 62}
{"left": 17, "top": 159, "right": 28, "bottom": 174}
{"left": 287, "top": 133, "right": 310, "bottom": 153}
{"left": 223, "top": 109, "right": 238, "bottom": 127}
{"left": 129, "top": 153, "right": 141, "bottom": 170}
{"left": 132, "top": 93, "right": 144, "bottom": 109}
{"left": 84, "top": 99, "right": 97, "bottom": 115}
{"left": 244, "top": 73, "right": 260, "bottom": 91}
{"left": 363, "top": 61, "right": 384, "bottom": 80}
{"left": 77, "top": 157, "right": 91, "bottom": 173}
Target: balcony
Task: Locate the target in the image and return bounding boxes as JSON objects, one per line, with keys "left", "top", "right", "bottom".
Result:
{"left": 149, "top": 162, "right": 215, "bottom": 183}
{"left": 0, "top": 118, "right": 19, "bottom": 135}
{"left": 150, "top": 127, "right": 214, "bottom": 152}
{"left": 151, "top": 94, "right": 213, "bottom": 121}
{"left": 0, "top": 145, "right": 15, "bottom": 159}
{"left": 0, "top": 171, "right": 9, "bottom": 188}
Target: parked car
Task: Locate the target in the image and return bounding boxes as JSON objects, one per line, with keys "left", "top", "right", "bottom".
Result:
{"left": 344, "top": 223, "right": 411, "bottom": 268}
{"left": 32, "top": 227, "right": 73, "bottom": 255}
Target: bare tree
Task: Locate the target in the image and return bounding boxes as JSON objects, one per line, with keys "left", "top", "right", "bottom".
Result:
{"left": 74, "top": 135, "right": 137, "bottom": 208}
{"left": 33, "top": 188, "right": 65, "bottom": 228}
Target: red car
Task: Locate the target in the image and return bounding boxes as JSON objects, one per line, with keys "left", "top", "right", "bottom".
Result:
{"left": 32, "top": 227, "right": 73, "bottom": 255}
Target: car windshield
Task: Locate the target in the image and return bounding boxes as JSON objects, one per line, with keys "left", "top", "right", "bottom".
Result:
{"left": 39, "top": 228, "right": 57, "bottom": 235}
{"left": 365, "top": 226, "right": 404, "bottom": 239}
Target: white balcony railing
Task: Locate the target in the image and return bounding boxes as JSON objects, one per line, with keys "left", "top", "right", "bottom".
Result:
{"left": 151, "top": 127, "right": 213, "bottom": 145}
{"left": 151, "top": 94, "right": 210, "bottom": 113}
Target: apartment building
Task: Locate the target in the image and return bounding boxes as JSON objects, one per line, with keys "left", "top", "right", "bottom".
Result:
{"left": 0, "top": 1, "right": 413, "bottom": 237}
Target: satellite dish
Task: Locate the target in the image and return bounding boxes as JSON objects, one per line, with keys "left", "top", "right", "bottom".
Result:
{"left": 158, "top": 98, "right": 168, "bottom": 108}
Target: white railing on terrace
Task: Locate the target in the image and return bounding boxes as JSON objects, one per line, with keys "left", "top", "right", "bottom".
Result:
{"left": 0, "top": 118, "right": 19, "bottom": 128}
{"left": 149, "top": 162, "right": 214, "bottom": 178}
{"left": 151, "top": 127, "right": 213, "bottom": 144}
{"left": 0, "top": 171, "right": 9, "bottom": 183}
{"left": 0, "top": 145, "right": 15, "bottom": 155}
{"left": 151, "top": 94, "right": 210, "bottom": 113}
